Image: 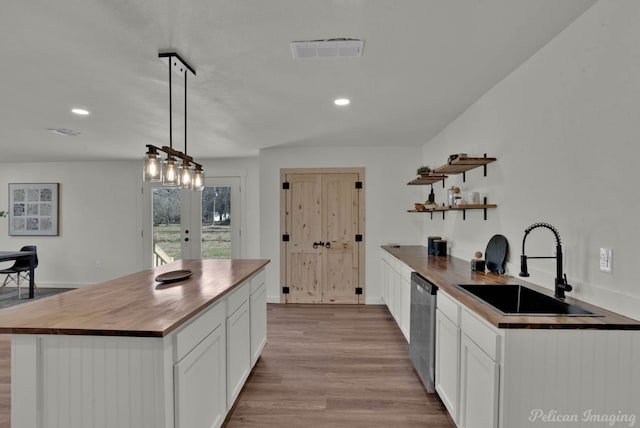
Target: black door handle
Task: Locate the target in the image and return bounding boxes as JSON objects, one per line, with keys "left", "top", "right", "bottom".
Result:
{"left": 325, "top": 242, "right": 331, "bottom": 249}
{"left": 313, "top": 241, "right": 325, "bottom": 249}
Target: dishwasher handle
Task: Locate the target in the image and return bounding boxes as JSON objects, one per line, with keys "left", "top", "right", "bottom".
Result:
{"left": 411, "top": 272, "right": 438, "bottom": 295}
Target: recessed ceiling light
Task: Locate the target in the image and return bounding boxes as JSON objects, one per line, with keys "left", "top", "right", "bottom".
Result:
{"left": 334, "top": 98, "right": 350, "bottom": 106}
{"left": 71, "top": 108, "right": 90, "bottom": 116}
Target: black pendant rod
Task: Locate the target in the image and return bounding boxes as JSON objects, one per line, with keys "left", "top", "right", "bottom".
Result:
{"left": 169, "top": 58, "right": 173, "bottom": 150}
{"left": 184, "top": 68, "right": 187, "bottom": 156}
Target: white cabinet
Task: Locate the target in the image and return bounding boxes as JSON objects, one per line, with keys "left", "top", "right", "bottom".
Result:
{"left": 380, "top": 250, "right": 412, "bottom": 342}
{"left": 436, "top": 290, "right": 500, "bottom": 428}
{"left": 174, "top": 320, "right": 227, "bottom": 428}
{"left": 250, "top": 287, "right": 266, "bottom": 366}
{"left": 435, "top": 309, "right": 460, "bottom": 424}
{"left": 399, "top": 273, "right": 411, "bottom": 340}
{"left": 250, "top": 270, "right": 267, "bottom": 367}
{"left": 226, "top": 282, "right": 251, "bottom": 409}
{"left": 459, "top": 334, "right": 499, "bottom": 428}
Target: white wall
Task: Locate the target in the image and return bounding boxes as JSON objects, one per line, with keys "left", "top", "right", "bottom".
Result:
{"left": 0, "top": 157, "right": 261, "bottom": 287}
{"left": 421, "top": 0, "right": 640, "bottom": 319}
{"left": 259, "top": 145, "right": 424, "bottom": 304}
{"left": 0, "top": 161, "right": 142, "bottom": 286}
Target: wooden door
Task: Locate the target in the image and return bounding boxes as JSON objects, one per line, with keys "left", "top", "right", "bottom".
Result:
{"left": 281, "top": 168, "right": 364, "bottom": 304}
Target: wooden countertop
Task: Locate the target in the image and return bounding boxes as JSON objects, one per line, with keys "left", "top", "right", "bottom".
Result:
{"left": 382, "top": 245, "right": 640, "bottom": 330}
{"left": 0, "top": 259, "right": 270, "bottom": 337}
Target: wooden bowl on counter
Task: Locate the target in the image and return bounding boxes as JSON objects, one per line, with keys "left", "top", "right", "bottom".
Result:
{"left": 415, "top": 203, "right": 426, "bottom": 211}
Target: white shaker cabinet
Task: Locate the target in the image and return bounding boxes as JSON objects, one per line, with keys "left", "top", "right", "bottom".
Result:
{"left": 174, "top": 317, "right": 227, "bottom": 428}
{"left": 435, "top": 308, "right": 460, "bottom": 424}
{"left": 226, "top": 281, "right": 252, "bottom": 409}
{"left": 380, "top": 249, "right": 412, "bottom": 342}
{"left": 250, "top": 270, "right": 267, "bottom": 367}
{"left": 459, "top": 333, "right": 499, "bottom": 428}
{"left": 436, "top": 290, "right": 500, "bottom": 428}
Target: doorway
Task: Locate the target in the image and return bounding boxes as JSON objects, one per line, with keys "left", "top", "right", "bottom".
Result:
{"left": 280, "top": 168, "right": 365, "bottom": 304}
{"left": 144, "top": 177, "right": 241, "bottom": 266}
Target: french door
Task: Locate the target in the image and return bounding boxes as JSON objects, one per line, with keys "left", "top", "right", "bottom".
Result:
{"left": 280, "top": 168, "right": 365, "bottom": 304}
{"left": 144, "top": 177, "right": 241, "bottom": 267}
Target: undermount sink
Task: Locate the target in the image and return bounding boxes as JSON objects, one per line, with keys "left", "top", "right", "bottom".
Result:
{"left": 455, "top": 284, "right": 601, "bottom": 316}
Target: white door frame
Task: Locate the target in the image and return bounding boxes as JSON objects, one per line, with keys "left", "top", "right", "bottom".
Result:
{"left": 142, "top": 177, "right": 244, "bottom": 267}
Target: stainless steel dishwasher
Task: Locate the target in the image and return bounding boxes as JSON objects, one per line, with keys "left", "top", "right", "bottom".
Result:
{"left": 409, "top": 271, "right": 438, "bottom": 393}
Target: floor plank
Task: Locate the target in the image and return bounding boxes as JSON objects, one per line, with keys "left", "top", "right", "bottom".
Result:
{"left": 0, "top": 304, "right": 455, "bottom": 427}
{"left": 224, "top": 304, "right": 455, "bottom": 427}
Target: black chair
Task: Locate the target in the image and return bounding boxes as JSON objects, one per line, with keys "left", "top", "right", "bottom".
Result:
{"left": 0, "top": 245, "right": 38, "bottom": 298}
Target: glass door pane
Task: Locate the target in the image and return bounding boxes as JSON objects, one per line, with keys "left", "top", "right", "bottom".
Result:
{"left": 201, "top": 186, "right": 232, "bottom": 259}
{"left": 152, "top": 187, "right": 181, "bottom": 266}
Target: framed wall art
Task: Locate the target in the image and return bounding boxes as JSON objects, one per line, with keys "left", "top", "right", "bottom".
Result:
{"left": 8, "top": 183, "right": 59, "bottom": 236}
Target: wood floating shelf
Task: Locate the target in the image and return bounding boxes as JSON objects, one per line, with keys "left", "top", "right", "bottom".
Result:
{"left": 407, "top": 174, "right": 449, "bottom": 187}
{"left": 407, "top": 203, "right": 497, "bottom": 221}
{"left": 433, "top": 155, "right": 496, "bottom": 182}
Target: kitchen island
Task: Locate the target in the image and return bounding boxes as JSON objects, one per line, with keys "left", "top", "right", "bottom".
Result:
{"left": 381, "top": 246, "right": 640, "bottom": 428}
{"left": 0, "top": 258, "right": 269, "bottom": 428}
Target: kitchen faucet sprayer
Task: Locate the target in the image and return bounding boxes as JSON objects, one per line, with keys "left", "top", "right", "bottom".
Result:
{"left": 519, "top": 222, "right": 572, "bottom": 299}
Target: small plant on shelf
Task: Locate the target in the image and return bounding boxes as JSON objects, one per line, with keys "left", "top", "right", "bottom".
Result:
{"left": 416, "top": 166, "right": 431, "bottom": 176}
{"left": 0, "top": 211, "right": 7, "bottom": 218}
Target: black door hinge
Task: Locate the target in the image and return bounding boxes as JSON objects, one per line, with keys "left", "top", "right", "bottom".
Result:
{"left": 355, "top": 287, "right": 363, "bottom": 295}
{"left": 355, "top": 234, "right": 363, "bottom": 242}
{"left": 282, "top": 182, "right": 290, "bottom": 190}
{"left": 282, "top": 286, "right": 290, "bottom": 294}
{"left": 355, "top": 181, "right": 363, "bottom": 189}
{"left": 282, "top": 234, "right": 290, "bottom": 242}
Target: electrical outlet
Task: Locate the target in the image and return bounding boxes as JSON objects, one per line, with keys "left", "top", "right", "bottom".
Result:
{"left": 599, "top": 248, "right": 612, "bottom": 273}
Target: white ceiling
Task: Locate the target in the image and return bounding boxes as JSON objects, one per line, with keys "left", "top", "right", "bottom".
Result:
{"left": 0, "top": 0, "right": 597, "bottom": 162}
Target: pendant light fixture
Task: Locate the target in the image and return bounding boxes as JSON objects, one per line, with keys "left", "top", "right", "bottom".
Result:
{"left": 143, "top": 51, "right": 204, "bottom": 191}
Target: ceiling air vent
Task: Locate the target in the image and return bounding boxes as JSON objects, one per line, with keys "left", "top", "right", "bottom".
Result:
{"left": 290, "top": 38, "right": 364, "bottom": 59}
{"left": 48, "top": 128, "right": 81, "bottom": 137}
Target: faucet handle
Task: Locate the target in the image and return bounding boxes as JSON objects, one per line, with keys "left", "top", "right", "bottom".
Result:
{"left": 519, "top": 255, "right": 530, "bottom": 277}
{"left": 562, "top": 274, "right": 573, "bottom": 292}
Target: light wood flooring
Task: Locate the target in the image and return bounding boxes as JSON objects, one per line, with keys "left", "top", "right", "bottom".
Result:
{"left": 0, "top": 304, "right": 455, "bottom": 427}
{"left": 224, "top": 304, "right": 455, "bottom": 427}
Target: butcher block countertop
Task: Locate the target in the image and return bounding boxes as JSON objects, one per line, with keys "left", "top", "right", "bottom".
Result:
{"left": 382, "top": 245, "right": 640, "bottom": 330}
{"left": 0, "top": 259, "right": 270, "bottom": 337}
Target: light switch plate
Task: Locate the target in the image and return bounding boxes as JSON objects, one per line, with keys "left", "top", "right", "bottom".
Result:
{"left": 599, "top": 248, "right": 612, "bottom": 273}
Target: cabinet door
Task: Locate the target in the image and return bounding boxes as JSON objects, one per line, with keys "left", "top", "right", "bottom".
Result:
{"left": 435, "top": 309, "right": 460, "bottom": 424}
{"left": 250, "top": 283, "right": 267, "bottom": 367}
{"left": 227, "top": 300, "right": 251, "bottom": 408}
{"left": 399, "top": 274, "right": 411, "bottom": 342}
{"left": 459, "top": 334, "right": 500, "bottom": 428}
{"left": 174, "top": 323, "right": 227, "bottom": 428}
{"left": 392, "top": 269, "right": 401, "bottom": 323}
{"left": 380, "top": 258, "right": 389, "bottom": 306}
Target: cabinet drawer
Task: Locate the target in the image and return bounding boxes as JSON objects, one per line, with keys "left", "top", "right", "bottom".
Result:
{"left": 437, "top": 291, "right": 461, "bottom": 326}
{"left": 176, "top": 301, "right": 225, "bottom": 362}
{"left": 460, "top": 309, "right": 501, "bottom": 361}
{"left": 227, "top": 280, "right": 250, "bottom": 316}
{"left": 250, "top": 269, "right": 266, "bottom": 294}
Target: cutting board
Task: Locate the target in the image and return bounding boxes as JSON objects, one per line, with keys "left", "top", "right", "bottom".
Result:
{"left": 485, "top": 234, "right": 509, "bottom": 274}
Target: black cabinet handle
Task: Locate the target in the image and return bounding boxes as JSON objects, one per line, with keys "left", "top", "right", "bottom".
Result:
{"left": 184, "top": 237, "right": 189, "bottom": 242}
{"left": 325, "top": 242, "right": 331, "bottom": 249}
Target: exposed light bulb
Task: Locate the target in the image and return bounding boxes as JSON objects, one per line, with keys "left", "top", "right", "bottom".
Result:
{"left": 71, "top": 108, "right": 90, "bottom": 115}
{"left": 147, "top": 158, "right": 159, "bottom": 177}
{"left": 334, "top": 98, "right": 350, "bottom": 106}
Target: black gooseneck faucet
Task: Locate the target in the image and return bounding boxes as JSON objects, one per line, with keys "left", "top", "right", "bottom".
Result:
{"left": 519, "top": 222, "right": 572, "bottom": 300}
